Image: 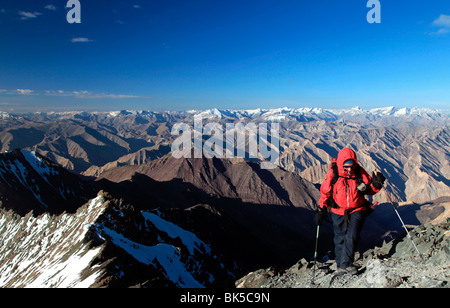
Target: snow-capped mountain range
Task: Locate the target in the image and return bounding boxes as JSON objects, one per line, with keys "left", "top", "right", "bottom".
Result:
{"left": 191, "top": 106, "right": 448, "bottom": 121}
{"left": 2, "top": 106, "right": 448, "bottom": 122}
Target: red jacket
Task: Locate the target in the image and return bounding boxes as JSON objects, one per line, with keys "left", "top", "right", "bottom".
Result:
{"left": 319, "top": 148, "right": 380, "bottom": 216}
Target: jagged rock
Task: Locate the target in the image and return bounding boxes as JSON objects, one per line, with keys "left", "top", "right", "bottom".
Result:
{"left": 235, "top": 267, "right": 279, "bottom": 288}
{"left": 286, "top": 258, "right": 309, "bottom": 275}
{"left": 412, "top": 277, "right": 447, "bottom": 288}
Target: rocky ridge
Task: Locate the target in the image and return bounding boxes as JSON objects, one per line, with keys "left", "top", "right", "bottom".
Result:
{"left": 236, "top": 219, "right": 450, "bottom": 288}
{"left": 0, "top": 191, "right": 235, "bottom": 288}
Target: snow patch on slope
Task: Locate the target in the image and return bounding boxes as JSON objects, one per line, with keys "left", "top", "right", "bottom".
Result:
{"left": 21, "top": 150, "right": 56, "bottom": 179}
{"left": 0, "top": 195, "right": 106, "bottom": 288}
{"left": 143, "top": 212, "right": 211, "bottom": 255}
{"left": 101, "top": 227, "right": 205, "bottom": 288}
{"left": 93, "top": 210, "right": 214, "bottom": 288}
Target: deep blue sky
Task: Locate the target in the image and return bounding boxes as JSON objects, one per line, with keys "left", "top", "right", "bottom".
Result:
{"left": 1, "top": 0, "right": 450, "bottom": 112}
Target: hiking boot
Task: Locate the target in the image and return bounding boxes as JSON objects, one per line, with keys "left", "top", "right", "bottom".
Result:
{"left": 345, "top": 265, "right": 358, "bottom": 275}
{"left": 335, "top": 266, "right": 358, "bottom": 276}
{"left": 335, "top": 268, "right": 347, "bottom": 276}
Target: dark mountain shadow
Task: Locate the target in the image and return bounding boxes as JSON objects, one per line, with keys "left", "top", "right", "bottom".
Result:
{"left": 248, "top": 162, "right": 293, "bottom": 206}
{"left": 4, "top": 127, "right": 46, "bottom": 150}
{"left": 94, "top": 173, "right": 211, "bottom": 211}
{"left": 0, "top": 149, "right": 97, "bottom": 216}
{"left": 93, "top": 172, "right": 326, "bottom": 271}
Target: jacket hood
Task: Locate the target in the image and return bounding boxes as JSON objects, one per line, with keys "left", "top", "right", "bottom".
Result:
{"left": 337, "top": 148, "right": 358, "bottom": 175}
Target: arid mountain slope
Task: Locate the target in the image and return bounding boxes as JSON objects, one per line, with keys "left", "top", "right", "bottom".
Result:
{"left": 0, "top": 107, "right": 448, "bottom": 204}
{"left": 96, "top": 155, "right": 319, "bottom": 210}
{"left": 95, "top": 156, "right": 322, "bottom": 269}
{"left": 277, "top": 122, "right": 450, "bottom": 204}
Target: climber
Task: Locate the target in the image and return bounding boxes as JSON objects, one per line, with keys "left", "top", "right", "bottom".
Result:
{"left": 315, "top": 148, "right": 385, "bottom": 275}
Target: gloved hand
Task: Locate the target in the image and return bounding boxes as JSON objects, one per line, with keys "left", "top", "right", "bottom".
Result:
{"left": 314, "top": 207, "right": 328, "bottom": 226}
{"left": 372, "top": 171, "right": 386, "bottom": 190}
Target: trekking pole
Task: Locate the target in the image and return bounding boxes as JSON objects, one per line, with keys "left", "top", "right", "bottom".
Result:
{"left": 374, "top": 170, "right": 424, "bottom": 261}
{"left": 311, "top": 224, "right": 320, "bottom": 285}
{"left": 385, "top": 188, "right": 424, "bottom": 261}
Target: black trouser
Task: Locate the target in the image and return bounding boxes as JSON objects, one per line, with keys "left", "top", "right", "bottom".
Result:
{"left": 331, "top": 210, "right": 365, "bottom": 269}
